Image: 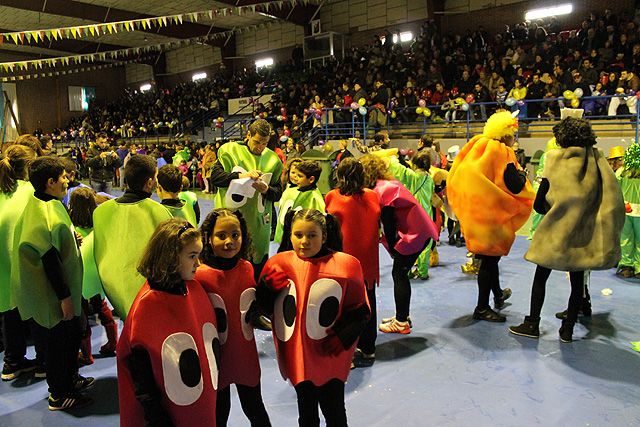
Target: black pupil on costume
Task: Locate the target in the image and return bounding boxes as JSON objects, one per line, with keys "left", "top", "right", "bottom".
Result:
{"left": 215, "top": 308, "right": 228, "bottom": 333}
{"left": 319, "top": 297, "right": 340, "bottom": 327}
{"left": 211, "top": 338, "right": 221, "bottom": 367}
{"left": 283, "top": 295, "right": 296, "bottom": 327}
{"left": 231, "top": 194, "right": 244, "bottom": 203}
{"left": 179, "top": 349, "right": 201, "bottom": 387}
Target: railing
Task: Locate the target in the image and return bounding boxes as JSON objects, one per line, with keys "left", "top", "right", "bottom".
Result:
{"left": 303, "top": 94, "right": 640, "bottom": 144}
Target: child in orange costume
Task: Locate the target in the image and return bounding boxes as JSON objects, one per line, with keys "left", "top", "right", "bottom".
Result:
{"left": 448, "top": 111, "right": 535, "bottom": 322}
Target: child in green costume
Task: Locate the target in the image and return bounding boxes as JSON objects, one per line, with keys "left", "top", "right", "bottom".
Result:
{"left": 528, "top": 137, "right": 560, "bottom": 239}
{"left": 617, "top": 144, "right": 640, "bottom": 278}
{"left": 93, "top": 155, "right": 172, "bottom": 319}
{"left": 0, "top": 145, "right": 38, "bottom": 381}
{"left": 274, "top": 160, "right": 325, "bottom": 243}
{"left": 68, "top": 187, "right": 118, "bottom": 365}
{"left": 179, "top": 175, "right": 201, "bottom": 224}
{"left": 157, "top": 164, "right": 197, "bottom": 226}
{"left": 12, "top": 156, "right": 94, "bottom": 410}
{"left": 388, "top": 151, "right": 436, "bottom": 280}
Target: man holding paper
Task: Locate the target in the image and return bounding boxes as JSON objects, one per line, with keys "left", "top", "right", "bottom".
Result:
{"left": 211, "top": 119, "right": 283, "bottom": 278}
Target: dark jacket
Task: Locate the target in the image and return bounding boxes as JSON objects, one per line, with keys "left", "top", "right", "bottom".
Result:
{"left": 86, "top": 145, "right": 122, "bottom": 183}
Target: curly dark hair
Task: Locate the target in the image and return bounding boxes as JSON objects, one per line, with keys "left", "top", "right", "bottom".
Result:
{"left": 552, "top": 117, "right": 597, "bottom": 148}
{"left": 199, "top": 208, "right": 254, "bottom": 264}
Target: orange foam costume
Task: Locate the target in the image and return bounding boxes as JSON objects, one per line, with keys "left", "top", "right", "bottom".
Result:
{"left": 448, "top": 111, "right": 535, "bottom": 256}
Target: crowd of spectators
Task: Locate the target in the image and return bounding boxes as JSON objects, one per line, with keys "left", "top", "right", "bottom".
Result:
{"left": 54, "top": 7, "right": 640, "bottom": 142}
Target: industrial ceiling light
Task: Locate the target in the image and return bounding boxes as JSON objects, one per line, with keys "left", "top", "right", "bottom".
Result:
{"left": 525, "top": 3, "right": 573, "bottom": 21}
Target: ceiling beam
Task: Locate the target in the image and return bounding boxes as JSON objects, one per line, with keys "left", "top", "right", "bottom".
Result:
{"left": 215, "top": 0, "right": 318, "bottom": 27}
{"left": 1, "top": 0, "right": 230, "bottom": 47}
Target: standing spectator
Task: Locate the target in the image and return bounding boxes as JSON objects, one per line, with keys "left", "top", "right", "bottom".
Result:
{"left": 369, "top": 78, "right": 391, "bottom": 133}
{"left": 85, "top": 133, "right": 121, "bottom": 194}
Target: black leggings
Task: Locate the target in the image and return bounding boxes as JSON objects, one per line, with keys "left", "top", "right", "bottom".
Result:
{"left": 294, "top": 379, "right": 347, "bottom": 427}
{"left": 216, "top": 383, "right": 271, "bottom": 427}
{"left": 392, "top": 251, "right": 421, "bottom": 322}
{"left": 1, "top": 307, "right": 28, "bottom": 364}
{"left": 357, "top": 286, "right": 377, "bottom": 355}
{"left": 476, "top": 255, "right": 504, "bottom": 309}
{"left": 529, "top": 266, "right": 585, "bottom": 323}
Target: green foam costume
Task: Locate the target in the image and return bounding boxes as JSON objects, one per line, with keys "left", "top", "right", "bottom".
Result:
{"left": 389, "top": 157, "right": 435, "bottom": 278}
{"left": 179, "top": 190, "right": 198, "bottom": 210}
{"left": 274, "top": 186, "right": 326, "bottom": 243}
{"left": 618, "top": 144, "right": 640, "bottom": 273}
{"left": 12, "top": 194, "right": 83, "bottom": 329}
{"left": 0, "top": 180, "right": 34, "bottom": 312}
{"left": 163, "top": 202, "right": 197, "bottom": 226}
{"left": 214, "top": 141, "right": 283, "bottom": 263}
{"left": 93, "top": 198, "right": 171, "bottom": 318}
{"left": 76, "top": 227, "right": 105, "bottom": 300}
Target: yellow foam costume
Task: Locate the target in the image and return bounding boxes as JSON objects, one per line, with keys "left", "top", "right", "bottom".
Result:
{"left": 448, "top": 111, "right": 535, "bottom": 256}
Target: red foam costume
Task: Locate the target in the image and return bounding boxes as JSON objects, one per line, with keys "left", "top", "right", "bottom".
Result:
{"left": 262, "top": 251, "right": 368, "bottom": 386}
{"left": 325, "top": 188, "right": 381, "bottom": 289}
{"left": 196, "top": 262, "right": 261, "bottom": 389}
{"left": 117, "top": 280, "right": 219, "bottom": 427}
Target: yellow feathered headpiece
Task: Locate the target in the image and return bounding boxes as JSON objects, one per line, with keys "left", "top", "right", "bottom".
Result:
{"left": 482, "top": 111, "right": 519, "bottom": 140}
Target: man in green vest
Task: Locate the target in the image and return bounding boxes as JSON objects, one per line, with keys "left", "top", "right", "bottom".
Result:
{"left": 211, "top": 119, "right": 283, "bottom": 278}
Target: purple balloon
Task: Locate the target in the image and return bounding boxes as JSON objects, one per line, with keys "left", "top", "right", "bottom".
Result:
{"left": 318, "top": 140, "right": 325, "bottom": 145}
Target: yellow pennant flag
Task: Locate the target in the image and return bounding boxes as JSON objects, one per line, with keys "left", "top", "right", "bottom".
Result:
{"left": 70, "top": 27, "right": 78, "bottom": 38}
{"left": 89, "top": 26, "right": 95, "bottom": 36}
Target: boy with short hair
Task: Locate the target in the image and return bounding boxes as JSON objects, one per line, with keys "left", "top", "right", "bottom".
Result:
{"left": 93, "top": 155, "right": 171, "bottom": 319}
{"left": 12, "top": 156, "right": 94, "bottom": 411}
{"left": 157, "top": 165, "right": 197, "bottom": 226}
{"left": 274, "top": 160, "right": 325, "bottom": 242}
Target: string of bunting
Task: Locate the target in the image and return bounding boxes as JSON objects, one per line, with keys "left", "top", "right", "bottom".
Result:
{"left": 0, "top": 17, "right": 287, "bottom": 75}
{"left": 0, "top": 0, "right": 319, "bottom": 45}
{"left": 1, "top": 56, "right": 154, "bottom": 82}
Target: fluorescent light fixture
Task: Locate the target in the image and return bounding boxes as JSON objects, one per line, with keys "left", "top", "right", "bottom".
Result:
{"left": 390, "top": 31, "right": 414, "bottom": 44}
{"left": 525, "top": 3, "right": 572, "bottom": 21}
{"left": 140, "top": 83, "right": 152, "bottom": 92}
{"left": 255, "top": 57, "right": 274, "bottom": 69}
{"left": 192, "top": 72, "right": 207, "bottom": 82}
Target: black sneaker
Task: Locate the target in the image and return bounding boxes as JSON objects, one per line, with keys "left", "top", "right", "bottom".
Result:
{"left": 2, "top": 358, "right": 36, "bottom": 381}
{"left": 34, "top": 365, "right": 46, "bottom": 379}
{"left": 508, "top": 316, "right": 540, "bottom": 338}
{"left": 352, "top": 348, "right": 376, "bottom": 368}
{"left": 48, "top": 393, "right": 93, "bottom": 411}
{"left": 494, "top": 288, "right": 512, "bottom": 309}
{"left": 473, "top": 307, "right": 506, "bottom": 323}
{"left": 74, "top": 375, "right": 95, "bottom": 391}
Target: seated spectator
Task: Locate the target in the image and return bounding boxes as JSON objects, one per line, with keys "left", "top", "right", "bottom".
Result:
{"left": 608, "top": 70, "right": 640, "bottom": 116}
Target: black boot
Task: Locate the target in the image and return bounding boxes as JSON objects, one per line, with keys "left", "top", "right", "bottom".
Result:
{"left": 559, "top": 319, "right": 575, "bottom": 343}
{"left": 554, "top": 298, "right": 592, "bottom": 320}
{"left": 494, "top": 288, "right": 512, "bottom": 309}
{"left": 508, "top": 316, "right": 540, "bottom": 338}
{"left": 473, "top": 307, "right": 506, "bottom": 323}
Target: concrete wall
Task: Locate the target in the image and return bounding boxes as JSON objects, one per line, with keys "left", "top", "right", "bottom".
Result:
{"left": 125, "top": 63, "right": 154, "bottom": 85}
{"left": 165, "top": 44, "right": 222, "bottom": 75}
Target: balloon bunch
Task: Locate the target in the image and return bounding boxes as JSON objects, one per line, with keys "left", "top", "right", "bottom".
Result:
{"left": 415, "top": 107, "right": 432, "bottom": 117}
{"left": 563, "top": 89, "right": 583, "bottom": 108}
{"left": 215, "top": 117, "right": 224, "bottom": 129}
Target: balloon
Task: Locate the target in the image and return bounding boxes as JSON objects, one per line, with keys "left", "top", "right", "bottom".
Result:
{"left": 282, "top": 116, "right": 288, "bottom": 121}
{"left": 418, "top": 99, "right": 427, "bottom": 107}
{"left": 465, "top": 94, "right": 475, "bottom": 103}
{"left": 284, "top": 129, "right": 291, "bottom": 136}
{"left": 318, "top": 140, "right": 325, "bottom": 146}
{"left": 304, "top": 108, "right": 309, "bottom": 114}
{"left": 573, "top": 88, "right": 583, "bottom": 98}
{"left": 280, "top": 136, "right": 289, "bottom": 143}
{"left": 454, "top": 97, "right": 465, "bottom": 105}
{"left": 505, "top": 97, "right": 517, "bottom": 106}
{"left": 359, "top": 106, "right": 367, "bottom": 115}
{"left": 407, "top": 149, "right": 415, "bottom": 157}
{"left": 280, "top": 107, "right": 287, "bottom": 115}
{"left": 423, "top": 108, "right": 431, "bottom": 117}
{"left": 351, "top": 102, "right": 359, "bottom": 109}
{"left": 315, "top": 113, "right": 322, "bottom": 120}
{"left": 322, "top": 143, "right": 334, "bottom": 153}
{"left": 391, "top": 111, "right": 397, "bottom": 119}
{"left": 571, "top": 98, "right": 580, "bottom": 108}
{"left": 399, "top": 148, "right": 408, "bottom": 156}
{"left": 309, "top": 108, "right": 316, "bottom": 114}
{"left": 217, "top": 117, "right": 224, "bottom": 123}
{"left": 422, "top": 89, "right": 432, "bottom": 99}
{"left": 277, "top": 115, "right": 284, "bottom": 121}
{"left": 451, "top": 87, "right": 459, "bottom": 96}
{"left": 517, "top": 100, "right": 525, "bottom": 107}
{"left": 215, "top": 122, "right": 222, "bottom": 129}
{"left": 358, "top": 98, "right": 366, "bottom": 106}
{"left": 416, "top": 107, "right": 424, "bottom": 114}
{"left": 563, "top": 90, "right": 575, "bottom": 100}
{"left": 461, "top": 103, "right": 469, "bottom": 111}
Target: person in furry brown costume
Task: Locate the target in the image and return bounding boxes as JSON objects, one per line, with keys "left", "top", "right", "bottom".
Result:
{"left": 509, "top": 117, "right": 625, "bottom": 342}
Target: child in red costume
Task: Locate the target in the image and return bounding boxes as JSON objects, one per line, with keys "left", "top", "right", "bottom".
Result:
{"left": 260, "top": 209, "right": 370, "bottom": 427}
{"left": 196, "top": 208, "right": 271, "bottom": 427}
{"left": 117, "top": 219, "right": 220, "bottom": 427}
{"left": 325, "top": 157, "right": 381, "bottom": 366}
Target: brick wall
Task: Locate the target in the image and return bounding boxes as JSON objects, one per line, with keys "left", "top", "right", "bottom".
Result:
{"left": 15, "top": 67, "right": 126, "bottom": 133}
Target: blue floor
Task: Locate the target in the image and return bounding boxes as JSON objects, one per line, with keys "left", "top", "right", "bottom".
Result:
{"left": 1, "top": 193, "right": 640, "bottom": 426}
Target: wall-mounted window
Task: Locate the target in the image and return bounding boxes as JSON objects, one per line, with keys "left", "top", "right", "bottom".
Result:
{"left": 68, "top": 86, "right": 95, "bottom": 112}
{"left": 192, "top": 72, "right": 207, "bottom": 82}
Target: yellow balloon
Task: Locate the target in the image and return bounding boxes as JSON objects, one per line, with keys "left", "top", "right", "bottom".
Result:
{"left": 416, "top": 107, "right": 424, "bottom": 114}
{"left": 563, "top": 90, "right": 575, "bottom": 100}
{"left": 571, "top": 98, "right": 580, "bottom": 108}
{"left": 322, "top": 143, "right": 334, "bottom": 153}
{"left": 424, "top": 108, "right": 431, "bottom": 117}
{"left": 358, "top": 98, "right": 366, "bottom": 106}
{"left": 391, "top": 111, "right": 397, "bottom": 118}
